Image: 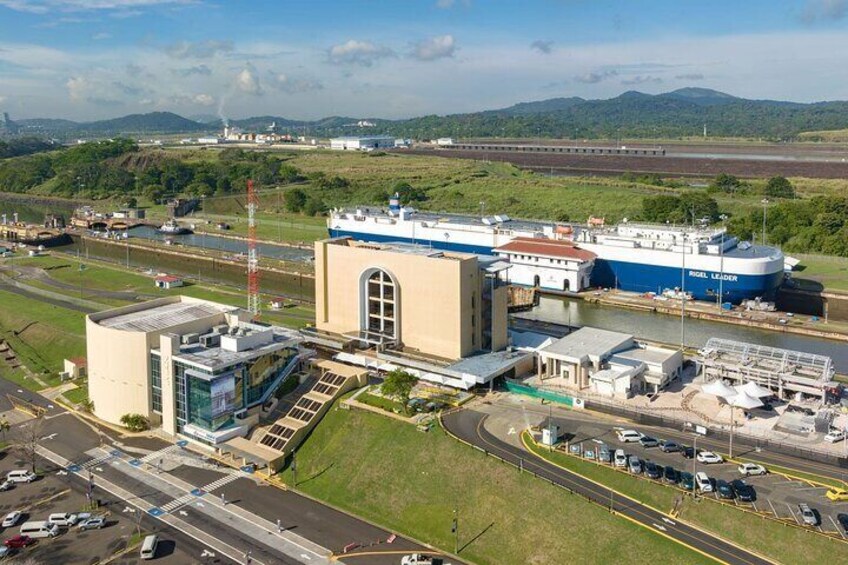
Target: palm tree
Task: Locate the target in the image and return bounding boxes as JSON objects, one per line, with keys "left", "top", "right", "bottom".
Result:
{"left": 0, "top": 418, "right": 9, "bottom": 442}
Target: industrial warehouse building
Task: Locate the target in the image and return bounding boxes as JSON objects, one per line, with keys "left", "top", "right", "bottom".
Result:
{"left": 494, "top": 237, "right": 596, "bottom": 292}
{"left": 311, "top": 237, "right": 533, "bottom": 389}
{"left": 329, "top": 135, "right": 396, "bottom": 151}
{"left": 86, "top": 296, "right": 304, "bottom": 444}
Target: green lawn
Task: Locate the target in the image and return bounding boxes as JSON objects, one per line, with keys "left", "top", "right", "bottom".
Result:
{"left": 62, "top": 384, "right": 89, "bottom": 405}
{"left": 1, "top": 367, "right": 46, "bottom": 392}
{"left": 524, "top": 434, "right": 841, "bottom": 565}
{"left": 278, "top": 403, "right": 714, "bottom": 565}
{"left": 0, "top": 287, "right": 86, "bottom": 375}
{"left": 792, "top": 253, "right": 848, "bottom": 293}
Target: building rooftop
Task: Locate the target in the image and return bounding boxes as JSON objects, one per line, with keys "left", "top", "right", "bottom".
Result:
{"left": 330, "top": 237, "right": 474, "bottom": 261}
{"left": 540, "top": 327, "right": 634, "bottom": 361}
{"left": 495, "top": 237, "right": 596, "bottom": 262}
{"left": 155, "top": 274, "right": 182, "bottom": 283}
{"left": 173, "top": 325, "right": 301, "bottom": 372}
{"left": 613, "top": 345, "right": 678, "bottom": 365}
{"left": 96, "top": 300, "right": 236, "bottom": 333}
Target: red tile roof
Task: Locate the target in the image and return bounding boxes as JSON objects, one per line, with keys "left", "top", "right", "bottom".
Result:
{"left": 68, "top": 357, "right": 87, "bottom": 366}
{"left": 494, "top": 237, "right": 596, "bottom": 262}
{"left": 155, "top": 275, "right": 182, "bottom": 283}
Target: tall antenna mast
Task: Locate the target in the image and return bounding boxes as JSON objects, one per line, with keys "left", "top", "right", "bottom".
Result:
{"left": 247, "top": 179, "right": 260, "bottom": 318}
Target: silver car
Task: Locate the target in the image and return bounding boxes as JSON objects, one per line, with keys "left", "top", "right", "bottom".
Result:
{"left": 628, "top": 455, "right": 643, "bottom": 474}
{"left": 798, "top": 504, "right": 818, "bottom": 526}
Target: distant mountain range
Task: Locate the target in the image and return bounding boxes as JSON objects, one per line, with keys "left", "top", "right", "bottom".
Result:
{"left": 8, "top": 88, "right": 848, "bottom": 140}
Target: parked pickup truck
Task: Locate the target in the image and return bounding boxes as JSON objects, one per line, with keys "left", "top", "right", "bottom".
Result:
{"left": 401, "top": 554, "right": 450, "bottom": 565}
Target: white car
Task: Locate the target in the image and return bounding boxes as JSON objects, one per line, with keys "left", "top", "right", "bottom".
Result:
{"left": 696, "top": 451, "right": 724, "bottom": 464}
{"left": 824, "top": 430, "right": 846, "bottom": 443}
{"left": 614, "top": 449, "right": 628, "bottom": 467}
{"left": 616, "top": 430, "right": 642, "bottom": 443}
{"left": 738, "top": 463, "right": 767, "bottom": 476}
{"left": 695, "top": 471, "right": 713, "bottom": 492}
{"left": 1, "top": 511, "right": 21, "bottom": 528}
{"left": 0, "top": 481, "right": 13, "bottom": 492}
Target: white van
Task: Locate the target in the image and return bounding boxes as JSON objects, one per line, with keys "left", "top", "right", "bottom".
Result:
{"left": 47, "top": 513, "right": 78, "bottom": 527}
{"left": 616, "top": 430, "right": 642, "bottom": 443}
{"left": 6, "top": 470, "right": 37, "bottom": 483}
{"left": 19, "top": 521, "right": 59, "bottom": 539}
{"left": 140, "top": 534, "right": 159, "bottom": 560}
{"left": 695, "top": 472, "right": 713, "bottom": 493}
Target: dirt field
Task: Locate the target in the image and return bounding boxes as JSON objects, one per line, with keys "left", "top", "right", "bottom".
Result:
{"left": 410, "top": 147, "right": 848, "bottom": 179}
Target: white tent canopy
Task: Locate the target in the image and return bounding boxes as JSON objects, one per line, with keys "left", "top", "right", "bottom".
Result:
{"left": 728, "top": 392, "right": 764, "bottom": 410}
{"left": 735, "top": 381, "right": 773, "bottom": 398}
{"left": 702, "top": 379, "right": 737, "bottom": 399}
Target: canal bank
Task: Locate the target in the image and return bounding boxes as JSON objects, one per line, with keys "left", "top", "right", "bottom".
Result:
{"left": 62, "top": 235, "right": 315, "bottom": 302}
{"left": 573, "top": 289, "right": 848, "bottom": 343}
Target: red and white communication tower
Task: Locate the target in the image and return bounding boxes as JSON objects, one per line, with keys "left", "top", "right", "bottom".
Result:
{"left": 246, "top": 179, "right": 260, "bottom": 317}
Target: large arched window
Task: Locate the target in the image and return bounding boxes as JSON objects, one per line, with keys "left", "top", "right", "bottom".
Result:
{"left": 365, "top": 269, "right": 396, "bottom": 339}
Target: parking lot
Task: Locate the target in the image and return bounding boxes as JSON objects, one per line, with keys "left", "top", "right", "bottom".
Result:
{"left": 0, "top": 460, "right": 220, "bottom": 564}
{"left": 557, "top": 418, "right": 848, "bottom": 536}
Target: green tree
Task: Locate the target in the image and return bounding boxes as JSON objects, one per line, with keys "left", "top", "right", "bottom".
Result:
{"left": 303, "top": 196, "right": 327, "bottom": 216}
{"left": 764, "top": 176, "right": 794, "bottom": 198}
{"left": 285, "top": 187, "right": 308, "bottom": 213}
{"left": 143, "top": 183, "right": 166, "bottom": 203}
{"left": 709, "top": 173, "right": 743, "bottom": 195}
{"left": 380, "top": 369, "right": 418, "bottom": 414}
{"left": 120, "top": 413, "right": 150, "bottom": 432}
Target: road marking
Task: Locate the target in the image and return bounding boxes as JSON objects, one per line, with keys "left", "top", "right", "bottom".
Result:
{"left": 662, "top": 517, "right": 676, "bottom": 526}
{"left": 301, "top": 554, "right": 312, "bottom": 560}
{"left": 507, "top": 427, "right": 516, "bottom": 435}
{"left": 179, "top": 510, "right": 188, "bottom": 517}
{"left": 652, "top": 523, "right": 667, "bottom": 532}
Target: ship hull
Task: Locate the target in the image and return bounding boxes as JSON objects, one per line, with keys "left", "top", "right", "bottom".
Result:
{"left": 328, "top": 227, "right": 783, "bottom": 302}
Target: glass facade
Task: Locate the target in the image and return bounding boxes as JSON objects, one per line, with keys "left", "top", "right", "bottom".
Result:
{"left": 365, "top": 269, "right": 396, "bottom": 338}
{"left": 162, "top": 347, "right": 297, "bottom": 434}
{"left": 150, "top": 353, "right": 162, "bottom": 414}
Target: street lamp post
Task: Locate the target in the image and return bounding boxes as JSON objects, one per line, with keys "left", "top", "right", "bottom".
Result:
{"left": 761, "top": 198, "right": 769, "bottom": 246}
{"left": 729, "top": 405, "right": 735, "bottom": 459}
{"left": 452, "top": 508, "right": 459, "bottom": 555}
{"left": 718, "top": 214, "right": 727, "bottom": 310}
{"left": 692, "top": 434, "right": 698, "bottom": 500}
{"left": 680, "top": 233, "right": 686, "bottom": 349}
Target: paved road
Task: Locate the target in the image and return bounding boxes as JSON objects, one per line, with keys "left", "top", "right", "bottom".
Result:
{"left": 443, "top": 407, "right": 774, "bottom": 565}
{"left": 5, "top": 379, "right": 429, "bottom": 565}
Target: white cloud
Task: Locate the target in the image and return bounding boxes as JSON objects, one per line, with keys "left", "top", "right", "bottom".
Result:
{"left": 165, "top": 39, "right": 233, "bottom": 59}
{"left": 91, "top": 32, "right": 112, "bottom": 40}
{"left": 0, "top": 0, "right": 198, "bottom": 13}
{"left": 65, "top": 76, "right": 88, "bottom": 101}
{"left": 411, "top": 35, "right": 456, "bottom": 61}
{"left": 574, "top": 69, "right": 618, "bottom": 84}
{"left": 172, "top": 64, "right": 212, "bottom": 77}
{"left": 193, "top": 93, "right": 214, "bottom": 106}
{"left": 0, "top": 96, "right": 6, "bottom": 105}
{"left": 236, "top": 64, "right": 262, "bottom": 95}
{"left": 268, "top": 73, "right": 322, "bottom": 94}
{"left": 621, "top": 75, "right": 663, "bottom": 86}
{"left": 675, "top": 73, "right": 704, "bottom": 81}
{"left": 327, "top": 39, "right": 394, "bottom": 66}
{"left": 530, "top": 40, "right": 554, "bottom": 55}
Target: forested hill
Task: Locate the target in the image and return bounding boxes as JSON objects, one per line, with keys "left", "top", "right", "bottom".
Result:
{"left": 9, "top": 88, "right": 848, "bottom": 140}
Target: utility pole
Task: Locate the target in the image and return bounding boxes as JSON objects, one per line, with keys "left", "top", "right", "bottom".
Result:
{"left": 247, "top": 179, "right": 260, "bottom": 318}
{"left": 680, "top": 234, "right": 686, "bottom": 349}
{"left": 452, "top": 508, "right": 459, "bottom": 555}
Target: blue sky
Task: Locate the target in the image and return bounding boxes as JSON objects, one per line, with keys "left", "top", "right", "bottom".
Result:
{"left": 1, "top": 0, "right": 847, "bottom": 120}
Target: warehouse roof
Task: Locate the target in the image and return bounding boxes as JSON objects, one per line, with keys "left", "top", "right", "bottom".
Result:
{"left": 494, "top": 237, "right": 596, "bottom": 262}
{"left": 96, "top": 300, "right": 235, "bottom": 333}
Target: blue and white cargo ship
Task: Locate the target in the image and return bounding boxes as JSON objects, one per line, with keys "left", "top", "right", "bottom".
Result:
{"left": 327, "top": 197, "right": 785, "bottom": 303}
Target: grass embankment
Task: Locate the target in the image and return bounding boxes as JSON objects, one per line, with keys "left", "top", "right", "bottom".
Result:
{"left": 279, "top": 403, "right": 713, "bottom": 565}
{"left": 792, "top": 253, "right": 848, "bottom": 293}
{"left": 5, "top": 253, "right": 315, "bottom": 329}
{"left": 523, "top": 434, "right": 840, "bottom": 565}
{"left": 0, "top": 287, "right": 85, "bottom": 378}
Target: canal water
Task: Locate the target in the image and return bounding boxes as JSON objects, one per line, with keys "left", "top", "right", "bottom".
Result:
{"left": 125, "top": 225, "right": 313, "bottom": 262}
{"left": 524, "top": 295, "right": 848, "bottom": 373}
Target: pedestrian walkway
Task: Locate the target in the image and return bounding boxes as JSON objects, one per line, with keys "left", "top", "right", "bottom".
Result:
{"left": 200, "top": 473, "right": 240, "bottom": 493}
{"left": 160, "top": 492, "right": 197, "bottom": 513}
{"left": 140, "top": 443, "right": 183, "bottom": 463}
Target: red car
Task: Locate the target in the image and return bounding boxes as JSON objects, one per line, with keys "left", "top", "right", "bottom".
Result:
{"left": 4, "top": 535, "right": 34, "bottom": 548}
